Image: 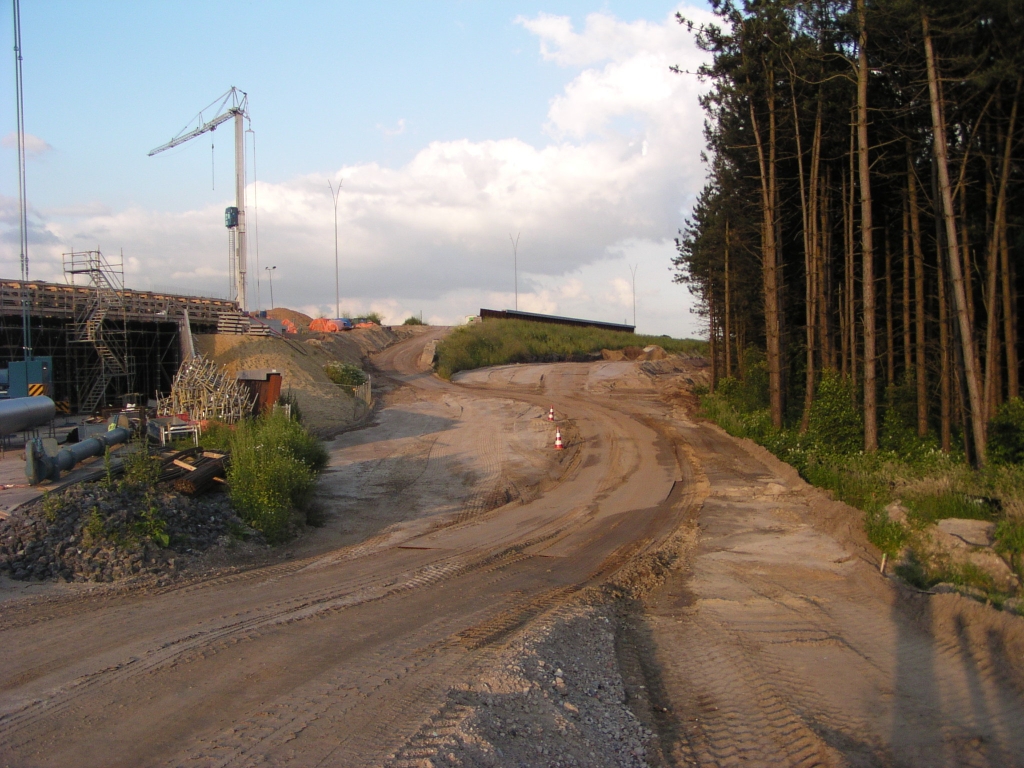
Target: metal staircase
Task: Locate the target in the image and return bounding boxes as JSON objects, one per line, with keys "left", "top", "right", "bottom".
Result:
{"left": 64, "top": 250, "right": 135, "bottom": 414}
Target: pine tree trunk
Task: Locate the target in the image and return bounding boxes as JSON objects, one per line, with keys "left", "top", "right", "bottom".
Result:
{"left": 923, "top": 13, "right": 986, "bottom": 464}
{"left": 724, "top": 221, "right": 732, "bottom": 380}
{"left": 886, "top": 229, "right": 895, "bottom": 387}
{"left": 749, "top": 73, "right": 784, "bottom": 429}
{"left": 908, "top": 159, "right": 929, "bottom": 437}
{"left": 792, "top": 81, "right": 815, "bottom": 433}
{"left": 1002, "top": 220, "right": 1019, "bottom": 400}
{"left": 938, "top": 243, "right": 952, "bottom": 452}
{"left": 902, "top": 196, "right": 913, "bottom": 378}
{"left": 848, "top": 127, "right": 858, "bottom": 389}
{"left": 820, "top": 168, "right": 834, "bottom": 369}
{"left": 858, "top": 0, "right": 878, "bottom": 451}
{"left": 984, "top": 77, "right": 1019, "bottom": 417}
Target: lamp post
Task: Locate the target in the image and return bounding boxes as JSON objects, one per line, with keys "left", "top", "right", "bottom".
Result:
{"left": 629, "top": 263, "right": 638, "bottom": 328}
{"left": 265, "top": 266, "right": 277, "bottom": 309}
{"left": 510, "top": 232, "right": 520, "bottom": 311}
{"left": 328, "top": 179, "right": 342, "bottom": 320}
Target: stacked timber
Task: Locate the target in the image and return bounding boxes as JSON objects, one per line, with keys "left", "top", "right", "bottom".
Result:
{"left": 158, "top": 447, "right": 228, "bottom": 496}
{"left": 216, "top": 311, "right": 251, "bottom": 335}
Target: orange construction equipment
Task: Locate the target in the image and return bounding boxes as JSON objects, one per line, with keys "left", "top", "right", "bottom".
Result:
{"left": 554, "top": 428, "right": 563, "bottom": 450}
{"left": 309, "top": 318, "right": 339, "bottom": 332}
{"left": 281, "top": 318, "right": 298, "bottom": 334}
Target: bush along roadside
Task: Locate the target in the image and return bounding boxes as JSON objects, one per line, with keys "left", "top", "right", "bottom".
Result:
{"left": 696, "top": 372, "right": 1024, "bottom": 613}
{"left": 202, "top": 408, "right": 329, "bottom": 543}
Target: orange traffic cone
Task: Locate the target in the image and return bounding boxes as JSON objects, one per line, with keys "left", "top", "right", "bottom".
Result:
{"left": 554, "top": 428, "right": 563, "bottom": 450}
{"left": 548, "top": 407, "right": 555, "bottom": 421}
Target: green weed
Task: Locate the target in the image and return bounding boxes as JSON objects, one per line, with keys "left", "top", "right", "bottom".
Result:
{"left": 223, "top": 410, "right": 328, "bottom": 542}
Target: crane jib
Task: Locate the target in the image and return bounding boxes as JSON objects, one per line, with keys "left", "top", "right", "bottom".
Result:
{"left": 148, "top": 88, "right": 249, "bottom": 311}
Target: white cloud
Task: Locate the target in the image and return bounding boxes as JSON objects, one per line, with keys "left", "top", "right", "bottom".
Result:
{"left": 1, "top": 131, "right": 54, "bottom": 156}
{"left": 0, "top": 6, "right": 711, "bottom": 338}
{"left": 377, "top": 118, "right": 407, "bottom": 136}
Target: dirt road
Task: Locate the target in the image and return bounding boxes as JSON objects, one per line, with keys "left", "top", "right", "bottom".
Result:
{"left": 1, "top": 330, "right": 1022, "bottom": 767}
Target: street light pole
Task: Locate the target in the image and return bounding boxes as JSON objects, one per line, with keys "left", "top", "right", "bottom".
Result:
{"left": 265, "top": 266, "right": 277, "bottom": 309}
{"left": 629, "top": 263, "right": 638, "bottom": 328}
{"left": 328, "top": 179, "right": 342, "bottom": 320}
{"left": 510, "top": 232, "right": 520, "bottom": 311}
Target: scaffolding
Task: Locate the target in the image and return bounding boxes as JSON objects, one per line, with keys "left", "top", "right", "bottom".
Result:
{"left": 64, "top": 250, "right": 136, "bottom": 413}
{"left": 0, "top": 277, "right": 235, "bottom": 413}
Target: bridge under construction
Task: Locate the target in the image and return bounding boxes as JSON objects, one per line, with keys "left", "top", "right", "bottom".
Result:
{"left": 0, "top": 250, "right": 240, "bottom": 414}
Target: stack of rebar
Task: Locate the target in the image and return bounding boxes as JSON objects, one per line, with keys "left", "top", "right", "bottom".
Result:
{"left": 160, "top": 355, "right": 253, "bottom": 423}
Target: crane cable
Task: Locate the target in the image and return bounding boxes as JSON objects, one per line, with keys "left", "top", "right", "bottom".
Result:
{"left": 246, "top": 119, "right": 261, "bottom": 312}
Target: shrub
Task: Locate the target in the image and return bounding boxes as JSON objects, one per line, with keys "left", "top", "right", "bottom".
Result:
{"left": 364, "top": 311, "right": 384, "bottom": 325}
{"left": 223, "top": 410, "right": 328, "bottom": 542}
{"left": 989, "top": 398, "right": 1024, "bottom": 465}
{"left": 402, "top": 316, "right": 425, "bottom": 326}
{"left": 881, "top": 379, "right": 921, "bottom": 454}
{"left": 199, "top": 420, "right": 235, "bottom": 452}
{"left": 325, "top": 362, "right": 367, "bottom": 390}
{"left": 121, "top": 437, "right": 160, "bottom": 489}
{"left": 995, "top": 519, "right": 1024, "bottom": 577}
{"left": 807, "top": 370, "right": 862, "bottom": 455}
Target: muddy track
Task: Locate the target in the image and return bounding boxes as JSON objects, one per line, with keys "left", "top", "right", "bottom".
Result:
{"left": 0, "top": 331, "right": 694, "bottom": 767}
{"left": 4, "top": 335, "right": 1023, "bottom": 767}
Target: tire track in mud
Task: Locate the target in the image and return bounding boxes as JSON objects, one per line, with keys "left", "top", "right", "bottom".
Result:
{"left": 627, "top": 412, "right": 1024, "bottom": 768}
{"left": 0, "top": 339, "right": 693, "bottom": 767}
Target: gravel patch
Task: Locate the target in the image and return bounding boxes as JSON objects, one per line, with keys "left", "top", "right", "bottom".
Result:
{"left": 387, "top": 602, "right": 654, "bottom": 768}
{"left": 0, "top": 481, "right": 261, "bottom": 584}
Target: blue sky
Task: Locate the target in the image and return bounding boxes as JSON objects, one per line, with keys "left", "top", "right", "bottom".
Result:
{"left": 1, "top": 1, "right": 714, "bottom": 336}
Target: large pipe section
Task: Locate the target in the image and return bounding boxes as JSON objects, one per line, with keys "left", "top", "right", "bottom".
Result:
{"left": 0, "top": 396, "right": 55, "bottom": 436}
{"left": 26, "top": 426, "right": 130, "bottom": 485}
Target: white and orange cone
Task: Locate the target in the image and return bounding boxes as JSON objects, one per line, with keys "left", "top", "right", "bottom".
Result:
{"left": 548, "top": 407, "right": 555, "bottom": 421}
{"left": 554, "top": 428, "right": 563, "bottom": 450}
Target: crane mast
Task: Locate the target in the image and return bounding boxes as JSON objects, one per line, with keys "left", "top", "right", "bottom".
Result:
{"left": 149, "top": 88, "right": 249, "bottom": 311}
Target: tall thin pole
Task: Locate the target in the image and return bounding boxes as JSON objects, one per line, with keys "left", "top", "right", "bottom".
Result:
{"left": 265, "top": 266, "right": 276, "bottom": 309}
{"left": 329, "top": 179, "right": 342, "bottom": 319}
{"left": 234, "top": 109, "right": 248, "bottom": 311}
{"left": 510, "top": 232, "right": 520, "bottom": 311}
{"left": 629, "top": 263, "right": 638, "bottom": 328}
{"left": 13, "top": 0, "right": 31, "bottom": 360}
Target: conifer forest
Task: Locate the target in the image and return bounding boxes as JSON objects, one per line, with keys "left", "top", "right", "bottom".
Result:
{"left": 673, "top": 0, "right": 1024, "bottom": 467}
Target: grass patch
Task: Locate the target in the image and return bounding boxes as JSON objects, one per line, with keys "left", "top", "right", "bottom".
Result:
{"left": 435, "top": 318, "right": 706, "bottom": 379}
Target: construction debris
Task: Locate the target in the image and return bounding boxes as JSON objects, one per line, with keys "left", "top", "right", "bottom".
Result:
{"left": 160, "top": 355, "right": 253, "bottom": 423}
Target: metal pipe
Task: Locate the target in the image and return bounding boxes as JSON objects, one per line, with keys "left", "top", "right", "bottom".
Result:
{"left": 0, "top": 396, "right": 54, "bottom": 436}
{"left": 26, "top": 426, "right": 130, "bottom": 485}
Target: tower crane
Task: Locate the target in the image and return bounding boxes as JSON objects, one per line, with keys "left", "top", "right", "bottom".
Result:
{"left": 149, "top": 87, "right": 250, "bottom": 311}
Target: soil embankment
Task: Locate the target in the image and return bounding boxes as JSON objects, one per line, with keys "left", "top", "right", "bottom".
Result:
{"left": 195, "top": 324, "right": 421, "bottom": 436}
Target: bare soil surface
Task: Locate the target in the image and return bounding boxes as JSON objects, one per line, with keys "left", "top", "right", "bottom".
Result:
{"left": 195, "top": 325, "right": 417, "bottom": 437}
{"left": 1, "top": 332, "right": 1022, "bottom": 767}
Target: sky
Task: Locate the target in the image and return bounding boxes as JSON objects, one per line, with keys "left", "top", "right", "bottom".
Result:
{"left": 0, "top": 1, "right": 714, "bottom": 337}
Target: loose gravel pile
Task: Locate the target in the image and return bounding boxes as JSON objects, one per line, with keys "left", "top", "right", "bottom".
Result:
{"left": 0, "top": 482, "right": 260, "bottom": 583}
{"left": 387, "top": 603, "right": 654, "bottom": 768}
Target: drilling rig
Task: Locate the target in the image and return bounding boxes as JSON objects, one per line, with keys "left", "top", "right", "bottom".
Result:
{"left": 149, "top": 87, "right": 250, "bottom": 311}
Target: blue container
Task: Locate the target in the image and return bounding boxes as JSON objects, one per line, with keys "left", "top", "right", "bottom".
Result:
{"left": 8, "top": 357, "right": 52, "bottom": 399}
